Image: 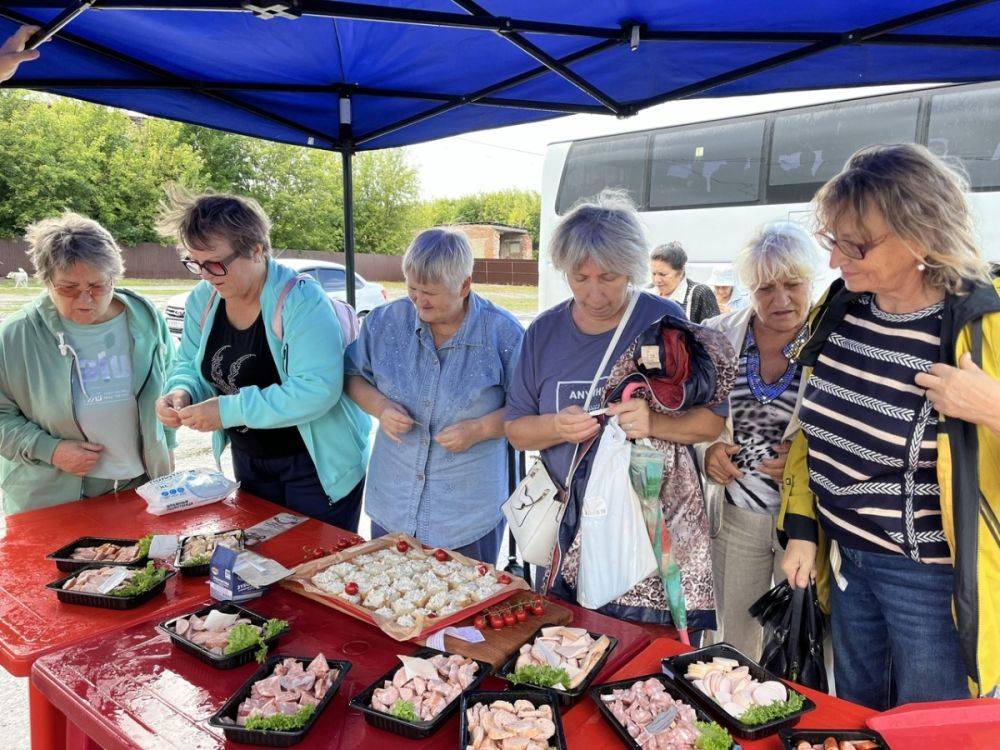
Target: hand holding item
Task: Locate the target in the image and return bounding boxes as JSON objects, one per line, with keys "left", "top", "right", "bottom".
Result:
{"left": 435, "top": 419, "right": 481, "bottom": 453}
{"left": 606, "top": 398, "right": 652, "bottom": 440}
{"left": 379, "top": 401, "right": 414, "bottom": 443}
{"left": 52, "top": 440, "right": 104, "bottom": 476}
{"left": 704, "top": 441, "right": 743, "bottom": 484}
{"left": 0, "top": 26, "right": 40, "bottom": 83}
{"left": 177, "top": 397, "right": 223, "bottom": 432}
{"left": 155, "top": 390, "right": 192, "bottom": 428}
{"left": 916, "top": 353, "right": 1000, "bottom": 433}
{"left": 553, "top": 405, "right": 600, "bottom": 444}
{"left": 759, "top": 441, "right": 792, "bottom": 483}
{"left": 781, "top": 538, "right": 818, "bottom": 589}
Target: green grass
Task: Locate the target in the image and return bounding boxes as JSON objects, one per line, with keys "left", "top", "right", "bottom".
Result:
{"left": 381, "top": 281, "right": 538, "bottom": 315}
{"left": 0, "top": 278, "right": 539, "bottom": 318}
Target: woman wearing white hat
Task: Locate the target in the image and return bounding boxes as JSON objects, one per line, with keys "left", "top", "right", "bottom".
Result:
{"left": 707, "top": 264, "right": 748, "bottom": 314}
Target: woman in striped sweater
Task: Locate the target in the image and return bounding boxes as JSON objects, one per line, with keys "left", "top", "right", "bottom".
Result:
{"left": 780, "top": 144, "right": 1000, "bottom": 708}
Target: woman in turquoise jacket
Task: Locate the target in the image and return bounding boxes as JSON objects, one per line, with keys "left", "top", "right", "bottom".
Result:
{"left": 0, "top": 213, "right": 175, "bottom": 515}
{"left": 156, "top": 190, "right": 370, "bottom": 530}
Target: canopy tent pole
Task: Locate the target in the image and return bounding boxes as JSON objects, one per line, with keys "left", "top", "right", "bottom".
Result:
{"left": 340, "top": 96, "right": 356, "bottom": 309}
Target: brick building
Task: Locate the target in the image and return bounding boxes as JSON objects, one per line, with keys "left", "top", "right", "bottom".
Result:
{"left": 454, "top": 223, "right": 533, "bottom": 260}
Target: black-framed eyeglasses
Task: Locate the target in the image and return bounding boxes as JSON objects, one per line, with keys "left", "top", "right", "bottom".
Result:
{"left": 814, "top": 232, "right": 889, "bottom": 261}
{"left": 180, "top": 249, "right": 242, "bottom": 277}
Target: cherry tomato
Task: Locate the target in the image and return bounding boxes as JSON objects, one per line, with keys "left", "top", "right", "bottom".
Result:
{"left": 489, "top": 614, "right": 503, "bottom": 630}
{"left": 502, "top": 612, "right": 516, "bottom": 627}
{"left": 473, "top": 615, "right": 487, "bottom": 629}
{"left": 396, "top": 540, "right": 409, "bottom": 553}
{"left": 532, "top": 595, "right": 543, "bottom": 609}
{"left": 434, "top": 549, "right": 450, "bottom": 562}
{"left": 515, "top": 606, "right": 527, "bottom": 623}
{"left": 498, "top": 573, "right": 513, "bottom": 585}
{"left": 531, "top": 604, "right": 544, "bottom": 616}
{"left": 476, "top": 564, "right": 489, "bottom": 577}
{"left": 344, "top": 582, "right": 358, "bottom": 596}
{"left": 427, "top": 612, "right": 437, "bottom": 619}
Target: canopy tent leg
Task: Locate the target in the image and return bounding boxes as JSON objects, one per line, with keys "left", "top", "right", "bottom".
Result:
{"left": 342, "top": 148, "right": 356, "bottom": 309}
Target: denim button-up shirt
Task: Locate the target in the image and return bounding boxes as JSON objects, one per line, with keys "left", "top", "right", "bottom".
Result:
{"left": 347, "top": 293, "right": 523, "bottom": 548}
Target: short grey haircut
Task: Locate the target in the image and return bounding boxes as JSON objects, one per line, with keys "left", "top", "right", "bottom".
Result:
{"left": 735, "top": 221, "right": 818, "bottom": 292}
{"left": 25, "top": 212, "right": 125, "bottom": 285}
{"left": 157, "top": 185, "right": 271, "bottom": 258}
{"left": 402, "top": 228, "right": 475, "bottom": 291}
{"left": 650, "top": 241, "right": 687, "bottom": 271}
{"left": 550, "top": 190, "right": 648, "bottom": 285}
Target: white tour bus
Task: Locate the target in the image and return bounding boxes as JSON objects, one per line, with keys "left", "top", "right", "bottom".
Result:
{"left": 538, "top": 81, "right": 1000, "bottom": 310}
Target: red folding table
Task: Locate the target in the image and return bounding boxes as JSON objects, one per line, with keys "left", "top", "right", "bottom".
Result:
{"left": 562, "top": 637, "right": 879, "bottom": 749}
{"left": 0, "top": 489, "right": 357, "bottom": 750}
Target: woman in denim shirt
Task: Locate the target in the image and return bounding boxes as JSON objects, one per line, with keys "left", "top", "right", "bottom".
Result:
{"left": 346, "top": 228, "right": 524, "bottom": 563}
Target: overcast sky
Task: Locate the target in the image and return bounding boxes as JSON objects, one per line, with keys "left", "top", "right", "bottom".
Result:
{"left": 406, "top": 84, "right": 921, "bottom": 200}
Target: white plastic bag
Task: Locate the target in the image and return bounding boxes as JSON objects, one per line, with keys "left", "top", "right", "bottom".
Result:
{"left": 577, "top": 418, "right": 658, "bottom": 609}
{"left": 138, "top": 469, "right": 238, "bottom": 516}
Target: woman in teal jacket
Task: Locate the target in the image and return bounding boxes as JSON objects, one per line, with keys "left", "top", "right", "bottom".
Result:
{"left": 0, "top": 213, "right": 175, "bottom": 515}
{"left": 156, "top": 190, "right": 370, "bottom": 530}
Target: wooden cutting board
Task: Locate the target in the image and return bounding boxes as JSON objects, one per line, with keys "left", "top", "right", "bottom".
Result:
{"left": 418, "top": 598, "right": 573, "bottom": 669}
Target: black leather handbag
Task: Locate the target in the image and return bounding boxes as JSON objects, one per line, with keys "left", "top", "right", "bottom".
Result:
{"left": 751, "top": 580, "right": 828, "bottom": 692}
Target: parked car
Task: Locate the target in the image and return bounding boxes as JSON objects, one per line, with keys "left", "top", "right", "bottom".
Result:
{"left": 164, "top": 258, "right": 388, "bottom": 337}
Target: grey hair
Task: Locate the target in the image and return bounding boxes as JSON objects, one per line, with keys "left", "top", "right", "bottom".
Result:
{"left": 735, "top": 221, "right": 818, "bottom": 293}
{"left": 156, "top": 185, "right": 271, "bottom": 258}
{"left": 402, "top": 228, "right": 475, "bottom": 291}
{"left": 650, "top": 241, "right": 687, "bottom": 271}
{"left": 24, "top": 212, "right": 124, "bottom": 284}
{"left": 550, "top": 189, "right": 648, "bottom": 285}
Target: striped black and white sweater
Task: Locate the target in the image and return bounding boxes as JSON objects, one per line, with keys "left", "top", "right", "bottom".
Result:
{"left": 797, "top": 294, "right": 949, "bottom": 564}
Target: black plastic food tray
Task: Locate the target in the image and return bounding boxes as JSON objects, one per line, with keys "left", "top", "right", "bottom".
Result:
{"left": 661, "top": 642, "right": 816, "bottom": 740}
{"left": 348, "top": 647, "right": 491, "bottom": 739}
{"left": 459, "top": 690, "right": 567, "bottom": 750}
{"left": 208, "top": 654, "right": 351, "bottom": 747}
{"left": 175, "top": 528, "right": 244, "bottom": 577}
{"left": 157, "top": 602, "right": 289, "bottom": 670}
{"left": 589, "top": 672, "right": 739, "bottom": 750}
{"left": 46, "top": 564, "right": 175, "bottom": 610}
{"left": 779, "top": 728, "right": 887, "bottom": 749}
{"left": 496, "top": 626, "right": 618, "bottom": 706}
{"left": 46, "top": 536, "right": 147, "bottom": 573}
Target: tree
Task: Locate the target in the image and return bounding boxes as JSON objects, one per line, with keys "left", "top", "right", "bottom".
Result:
{"left": 412, "top": 189, "right": 541, "bottom": 253}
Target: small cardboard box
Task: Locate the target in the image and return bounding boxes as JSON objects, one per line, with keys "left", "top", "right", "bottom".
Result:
{"left": 209, "top": 546, "right": 290, "bottom": 602}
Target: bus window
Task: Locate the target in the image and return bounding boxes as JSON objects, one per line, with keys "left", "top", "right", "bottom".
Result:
{"left": 555, "top": 134, "right": 648, "bottom": 214}
{"left": 648, "top": 119, "right": 765, "bottom": 210}
{"left": 928, "top": 88, "right": 1000, "bottom": 190}
{"left": 768, "top": 98, "right": 920, "bottom": 204}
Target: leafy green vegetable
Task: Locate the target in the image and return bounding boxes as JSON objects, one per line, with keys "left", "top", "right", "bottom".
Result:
{"left": 135, "top": 534, "right": 153, "bottom": 559}
{"left": 388, "top": 700, "right": 419, "bottom": 722}
{"left": 224, "top": 624, "right": 261, "bottom": 656}
{"left": 504, "top": 664, "right": 571, "bottom": 689}
{"left": 223, "top": 618, "right": 289, "bottom": 663}
{"left": 244, "top": 705, "right": 314, "bottom": 731}
{"left": 737, "top": 691, "right": 805, "bottom": 726}
{"left": 180, "top": 552, "right": 210, "bottom": 567}
{"left": 110, "top": 562, "right": 168, "bottom": 597}
{"left": 695, "top": 720, "right": 733, "bottom": 750}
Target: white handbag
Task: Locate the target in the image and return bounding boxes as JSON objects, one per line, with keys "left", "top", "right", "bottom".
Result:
{"left": 502, "top": 290, "right": 639, "bottom": 567}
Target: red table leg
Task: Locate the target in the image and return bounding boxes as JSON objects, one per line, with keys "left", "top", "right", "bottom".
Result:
{"left": 65, "top": 719, "right": 101, "bottom": 750}
{"left": 29, "top": 681, "right": 66, "bottom": 750}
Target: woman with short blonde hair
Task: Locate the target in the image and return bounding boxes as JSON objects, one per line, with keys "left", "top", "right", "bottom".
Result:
{"left": 698, "top": 221, "right": 817, "bottom": 658}
{"left": 780, "top": 143, "right": 1000, "bottom": 706}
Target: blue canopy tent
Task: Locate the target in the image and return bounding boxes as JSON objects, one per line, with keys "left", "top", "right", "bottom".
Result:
{"left": 3, "top": 0, "right": 1000, "bottom": 304}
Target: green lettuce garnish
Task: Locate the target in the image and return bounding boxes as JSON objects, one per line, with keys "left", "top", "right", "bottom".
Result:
{"left": 504, "top": 664, "right": 571, "bottom": 689}
{"left": 244, "top": 705, "right": 314, "bottom": 731}
{"left": 738, "top": 691, "right": 805, "bottom": 726}
{"left": 223, "top": 618, "right": 288, "bottom": 663}
{"left": 388, "top": 699, "right": 419, "bottom": 722}
{"left": 695, "top": 720, "right": 734, "bottom": 750}
{"left": 110, "top": 562, "right": 168, "bottom": 597}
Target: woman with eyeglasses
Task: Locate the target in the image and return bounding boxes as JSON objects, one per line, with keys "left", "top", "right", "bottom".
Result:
{"left": 155, "top": 189, "right": 371, "bottom": 530}
{"left": 779, "top": 143, "right": 1000, "bottom": 706}
{"left": 0, "top": 213, "right": 175, "bottom": 514}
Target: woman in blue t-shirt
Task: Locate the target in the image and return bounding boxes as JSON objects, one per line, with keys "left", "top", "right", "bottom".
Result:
{"left": 505, "top": 191, "right": 725, "bottom": 484}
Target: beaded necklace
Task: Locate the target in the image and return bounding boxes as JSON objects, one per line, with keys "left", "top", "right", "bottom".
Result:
{"left": 745, "top": 320, "right": 800, "bottom": 405}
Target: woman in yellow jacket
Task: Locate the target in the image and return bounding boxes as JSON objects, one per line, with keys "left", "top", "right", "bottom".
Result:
{"left": 778, "top": 143, "right": 1000, "bottom": 708}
